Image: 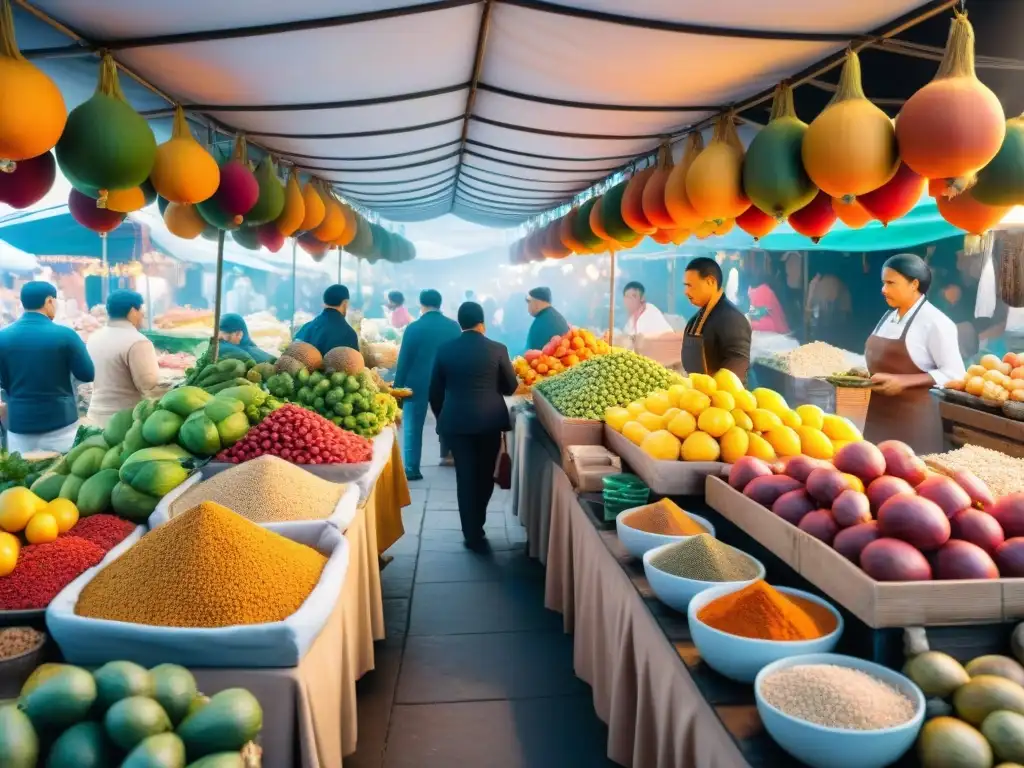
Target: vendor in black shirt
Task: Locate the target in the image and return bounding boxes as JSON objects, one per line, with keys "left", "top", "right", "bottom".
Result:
{"left": 681, "top": 257, "right": 752, "bottom": 382}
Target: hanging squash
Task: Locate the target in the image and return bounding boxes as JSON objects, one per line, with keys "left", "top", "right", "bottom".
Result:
{"left": 102, "top": 181, "right": 156, "bottom": 214}
{"left": 802, "top": 50, "right": 898, "bottom": 201}
{"left": 68, "top": 189, "right": 124, "bottom": 234}
{"left": 620, "top": 168, "right": 656, "bottom": 234}
{"left": 667, "top": 228, "right": 690, "bottom": 245}
{"left": 601, "top": 181, "right": 642, "bottom": 243}
{"left": 150, "top": 106, "right": 219, "bottom": 205}
{"left": 832, "top": 197, "right": 873, "bottom": 229}
{"left": 788, "top": 190, "right": 837, "bottom": 243}
{"left": 686, "top": 115, "right": 750, "bottom": 222}
{"left": 299, "top": 181, "right": 326, "bottom": 231}
{"left": 649, "top": 229, "right": 673, "bottom": 245}
{"left": 275, "top": 169, "right": 305, "bottom": 236}
{"left": 334, "top": 204, "right": 358, "bottom": 247}
{"left": 197, "top": 195, "right": 242, "bottom": 230}
{"left": 712, "top": 219, "right": 734, "bottom": 236}
{"left": 257, "top": 222, "right": 285, "bottom": 253}
{"left": 936, "top": 189, "right": 1010, "bottom": 235}
{"left": 346, "top": 214, "right": 373, "bottom": 257}
{"left": 743, "top": 83, "right": 817, "bottom": 218}
{"left": 245, "top": 155, "right": 286, "bottom": 225}
{"left": 214, "top": 137, "right": 259, "bottom": 217}
{"left": 588, "top": 196, "right": 615, "bottom": 243}
{"left": 641, "top": 144, "right": 677, "bottom": 229}
{"left": 163, "top": 202, "right": 206, "bottom": 240}
{"left": 664, "top": 133, "right": 706, "bottom": 229}
{"left": 314, "top": 187, "right": 346, "bottom": 242}
{"left": 541, "top": 222, "right": 571, "bottom": 259}
{"left": 857, "top": 162, "right": 926, "bottom": 226}
{"left": 0, "top": 150, "right": 54, "bottom": 209}
{"left": 56, "top": 54, "right": 156, "bottom": 196}
{"left": 232, "top": 226, "right": 261, "bottom": 251}
{"left": 737, "top": 206, "right": 777, "bottom": 240}
{"left": 573, "top": 198, "right": 605, "bottom": 250}
{"left": 896, "top": 11, "right": 1005, "bottom": 189}
{"left": 559, "top": 210, "right": 588, "bottom": 254}
{"left": 0, "top": 0, "right": 66, "bottom": 166}
{"left": 972, "top": 115, "right": 1024, "bottom": 206}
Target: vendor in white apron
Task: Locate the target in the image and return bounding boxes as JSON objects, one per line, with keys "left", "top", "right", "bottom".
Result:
{"left": 865, "top": 253, "right": 966, "bottom": 455}
{"left": 681, "top": 257, "right": 751, "bottom": 382}
{"left": 623, "top": 281, "right": 673, "bottom": 341}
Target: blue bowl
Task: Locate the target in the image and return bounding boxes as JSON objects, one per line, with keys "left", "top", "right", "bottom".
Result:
{"left": 616, "top": 508, "right": 716, "bottom": 559}
{"left": 643, "top": 541, "right": 762, "bottom": 614}
{"left": 754, "top": 653, "right": 925, "bottom": 768}
{"left": 687, "top": 584, "right": 843, "bottom": 683}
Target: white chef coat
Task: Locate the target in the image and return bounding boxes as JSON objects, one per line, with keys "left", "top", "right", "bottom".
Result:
{"left": 624, "top": 303, "right": 674, "bottom": 337}
{"left": 874, "top": 296, "right": 966, "bottom": 387}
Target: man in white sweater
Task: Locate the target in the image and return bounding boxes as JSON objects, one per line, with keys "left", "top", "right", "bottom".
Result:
{"left": 86, "top": 290, "right": 160, "bottom": 427}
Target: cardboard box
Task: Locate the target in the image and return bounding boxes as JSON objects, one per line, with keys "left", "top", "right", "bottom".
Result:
{"left": 605, "top": 425, "right": 729, "bottom": 496}
{"left": 532, "top": 390, "right": 603, "bottom": 458}
{"left": 565, "top": 445, "right": 621, "bottom": 492}
{"left": 706, "top": 475, "right": 1021, "bottom": 628}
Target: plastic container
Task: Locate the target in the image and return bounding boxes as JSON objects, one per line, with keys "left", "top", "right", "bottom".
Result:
{"left": 616, "top": 507, "right": 715, "bottom": 559}
{"left": 0, "top": 628, "right": 46, "bottom": 698}
{"left": 602, "top": 473, "right": 650, "bottom": 518}
{"left": 643, "top": 542, "right": 764, "bottom": 615}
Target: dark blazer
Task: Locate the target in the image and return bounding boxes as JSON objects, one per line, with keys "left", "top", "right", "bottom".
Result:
{"left": 683, "top": 297, "right": 752, "bottom": 380}
{"left": 295, "top": 308, "right": 359, "bottom": 355}
{"left": 429, "top": 331, "right": 518, "bottom": 435}
{"left": 526, "top": 305, "right": 570, "bottom": 354}
{"left": 393, "top": 310, "right": 462, "bottom": 403}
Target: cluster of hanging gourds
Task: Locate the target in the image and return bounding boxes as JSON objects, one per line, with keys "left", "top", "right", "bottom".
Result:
{"left": 511, "top": 10, "right": 1019, "bottom": 264}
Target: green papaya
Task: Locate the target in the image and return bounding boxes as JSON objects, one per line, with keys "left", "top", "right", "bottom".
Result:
{"left": 178, "top": 412, "right": 221, "bottom": 458}
{"left": 46, "top": 720, "right": 118, "bottom": 768}
{"left": 142, "top": 410, "right": 184, "bottom": 446}
{"left": 30, "top": 472, "right": 66, "bottom": 502}
{"left": 111, "top": 482, "right": 160, "bottom": 522}
{"left": 76, "top": 468, "right": 121, "bottom": 516}
{"left": 231, "top": 227, "right": 260, "bottom": 251}
{"left": 49, "top": 456, "right": 70, "bottom": 475}
{"left": 150, "top": 665, "right": 197, "bottom": 727}
{"left": 123, "top": 732, "right": 186, "bottom": 768}
{"left": 104, "top": 696, "right": 171, "bottom": 752}
{"left": 100, "top": 444, "right": 123, "bottom": 471}
{"left": 121, "top": 422, "right": 150, "bottom": 462}
{"left": 185, "top": 753, "right": 244, "bottom": 768}
{"left": 0, "top": 705, "right": 38, "bottom": 768}
{"left": 65, "top": 435, "right": 109, "bottom": 468}
{"left": 177, "top": 688, "right": 262, "bottom": 759}
{"left": 204, "top": 397, "right": 244, "bottom": 423}
{"left": 120, "top": 460, "right": 189, "bottom": 497}
{"left": 58, "top": 474, "right": 85, "bottom": 503}
{"left": 71, "top": 446, "right": 107, "bottom": 478}
{"left": 215, "top": 385, "right": 265, "bottom": 407}
{"left": 159, "top": 387, "right": 214, "bottom": 418}
{"left": 19, "top": 665, "right": 97, "bottom": 728}
{"left": 204, "top": 378, "right": 252, "bottom": 395}
{"left": 94, "top": 661, "right": 153, "bottom": 712}
{"left": 121, "top": 445, "right": 191, "bottom": 469}
{"left": 134, "top": 399, "right": 158, "bottom": 422}
{"left": 103, "top": 408, "right": 136, "bottom": 446}
{"left": 215, "top": 412, "right": 249, "bottom": 449}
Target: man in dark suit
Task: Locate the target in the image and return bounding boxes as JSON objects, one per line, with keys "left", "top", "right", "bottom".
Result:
{"left": 430, "top": 302, "right": 518, "bottom": 551}
{"left": 294, "top": 284, "right": 359, "bottom": 355}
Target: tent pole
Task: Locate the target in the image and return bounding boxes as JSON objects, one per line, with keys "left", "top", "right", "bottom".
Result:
{"left": 144, "top": 273, "right": 153, "bottom": 331}
{"left": 100, "top": 233, "right": 109, "bottom": 303}
{"left": 338, "top": 248, "right": 343, "bottom": 283}
{"left": 210, "top": 230, "right": 226, "bottom": 362}
{"left": 289, "top": 238, "right": 298, "bottom": 337}
{"left": 608, "top": 250, "right": 616, "bottom": 339}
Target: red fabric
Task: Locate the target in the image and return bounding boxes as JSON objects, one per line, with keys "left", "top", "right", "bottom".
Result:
{"left": 748, "top": 284, "right": 790, "bottom": 334}
{"left": 390, "top": 306, "right": 413, "bottom": 329}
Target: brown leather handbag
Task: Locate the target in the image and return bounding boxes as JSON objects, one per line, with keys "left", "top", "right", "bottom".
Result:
{"left": 494, "top": 433, "right": 512, "bottom": 490}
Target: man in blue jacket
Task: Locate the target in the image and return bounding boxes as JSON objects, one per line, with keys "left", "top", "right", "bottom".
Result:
{"left": 393, "top": 289, "right": 461, "bottom": 481}
{"left": 294, "top": 284, "right": 359, "bottom": 355}
{"left": 0, "top": 281, "right": 94, "bottom": 453}
{"left": 525, "top": 286, "right": 570, "bottom": 354}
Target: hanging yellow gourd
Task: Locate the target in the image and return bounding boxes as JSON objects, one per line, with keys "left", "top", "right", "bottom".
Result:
{"left": 275, "top": 169, "right": 305, "bottom": 236}
{"left": 663, "top": 133, "right": 705, "bottom": 229}
{"left": 164, "top": 201, "right": 207, "bottom": 239}
{"left": 0, "top": 0, "right": 66, "bottom": 167}
{"left": 299, "top": 180, "right": 325, "bottom": 231}
{"left": 314, "top": 184, "right": 346, "bottom": 242}
{"left": 685, "top": 115, "right": 750, "bottom": 223}
{"left": 103, "top": 185, "right": 147, "bottom": 213}
{"left": 334, "top": 203, "right": 358, "bottom": 247}
{"left": 150, "top": 106, "right": 219, "bottom": 204}
{"left": 802, "top": 50, "right": 898, "bottom": 201}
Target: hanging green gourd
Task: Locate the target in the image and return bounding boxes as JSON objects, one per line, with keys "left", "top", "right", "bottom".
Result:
{"left": 370, "top": 224, "right": 392, "bottom": 262}
{"left": 573, "top": 198, "right": 605, "bottom": 250}
{"left": 151, "top": 106, "right": 219, "bottom": 205}
{"left": 55, "top": 54, "right": 156, "bottom": 201}
{"left": 0, "top": 0, "right": 67, "bottom": 168}
{"left": 244, "top": 154, "right": 286, "bottom": 225}
{"left": 232, "top": 226, "right": 261, "bottom": 251}
{"left": 972, "top": 115, "right": 1024, "bottom": 207}
{"left": 346, "top": 213, "right": 374, "bottom": 256}
{"left": 196, "top": 194, "right": 242, "bottom": 230}
{"left": 599, "top": 180, "right": 639, "bottom": 243}
{"left": 743, "top": 83, "right": 817, "bottom": 218}
{"left": 214, "top": 136, "right": 259, "bottom": 216}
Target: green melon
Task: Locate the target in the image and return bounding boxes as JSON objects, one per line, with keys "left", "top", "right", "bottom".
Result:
{"left": 244, "top": 156, "right": 285, "bottom": 225}
{"left": 369, "top": 225, "right": 392, "bottom": 262}
{"left": 573, "top": 198, "right": 604, "bottom": 249}
{"left": 974, "top": 116, "right": 1024, "bottom": 207}
{"left": 347, "top": 216, "right": 374, "bottom": 256}
{"left": 600, "top": 181, "right": 639, "bottom": 243}
{"left": 196, "top": 196, "right": 240, "bottom": 231}
{"left": 231, "top": 226, "right": 261, "bottom": 250}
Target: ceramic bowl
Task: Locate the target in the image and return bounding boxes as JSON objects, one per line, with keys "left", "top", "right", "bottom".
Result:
{"left": 615, "top": 507, "right": 715, "bottom": 559}
{"left": 642, "top": 541, "right": 763, "bottom": 614}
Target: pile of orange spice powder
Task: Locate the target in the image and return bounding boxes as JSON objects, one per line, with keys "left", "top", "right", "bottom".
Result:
{"left": 696, "top": 581, "right": 837, "bottom": 641}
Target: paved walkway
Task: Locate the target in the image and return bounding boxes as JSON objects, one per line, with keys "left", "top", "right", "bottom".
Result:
{"left": 348, "top": 423, "right": 616, "bottom": 768}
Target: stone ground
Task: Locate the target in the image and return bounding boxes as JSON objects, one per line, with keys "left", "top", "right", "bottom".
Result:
{"left": 346, "top": 418, "right": 616, "bottom": 768}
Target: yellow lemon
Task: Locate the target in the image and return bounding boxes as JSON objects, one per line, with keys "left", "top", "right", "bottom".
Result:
{"left": 636, "top": 411, "right": 664, "bottom": 432}
{"left": 765, "top": 426, "right": 802, "bottom": 457}
{"left": 822, "top": 414, "right": 862, "bottom": 442}
{"left": 677, "top": 389, "right": 711, "bottom": 417}
{"left": 733, "top": 389, "right": 757, "bottom": 412}
{"left": 0, "top": 532, "right": 18, "bottom": 577}
{"left": 779, "top": 409, "right": 802, "bottom": 428}
{"left": 641, "top": 430, "right": 681, "bottom": 461}
{"left": 713, "top": 368, "right": 745, "bottom": 396}
{"left": 731, "top": 409, "right": 754, "bottom": 431}
{"left": 749, "top": 408, "right": 783, "bottom": 433}
{"left": 689, "top": 373, "right": 717, "bottom": 396}
{"left": 622, "top": 421, "right": 650, "bottom": 446}
{"left": 795, "top": 404, "right": 825, "bottom": 430}
{"left": 681, "top": 431, "right": 721, "bottom": 462}
{"left": 796, "top": 426, "right": 834, "bottom": 460}
{"left": 667, "top": 383, "right": 691, "bottom": 406}
{"left": 604, "top": 406, "right": 631, "bottom": 432}
{"left": 0, "top": 487, "right": 45, "bottom": 533}
{"left": 25, "top": 512, "right": 59, "bottom": 545}
{"left": 644, "top": 391, "right": 672, "bottom": 416}
{"left": 46, "top": 498, "right": 79, "bottom": 533}
{"left": 710, "top": 391, "right": 736, "bottom": 411}
{"left": 753, "top": 387, "right": 789, "bottom": 415}
{"left": 697, "top": 407, "right": 735, "bottom": 439}
{"left": 661, "top": 407, "right": 682, "bottom": 428}
{"left": 666, "top": 411, "right": 697, "bottom": 440}
{"left": 627, "top": 402, "right": 646, "bottom": 418}
{"left": 719, "top": 426, "right": 750, "bottom": 463}
{"left": 746, "top": 433, "right": 777, "bottom": 461}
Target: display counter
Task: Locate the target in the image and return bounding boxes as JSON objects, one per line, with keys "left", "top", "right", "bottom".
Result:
{"left": 939, "top": 398, "right": 1024, "bottom": 458}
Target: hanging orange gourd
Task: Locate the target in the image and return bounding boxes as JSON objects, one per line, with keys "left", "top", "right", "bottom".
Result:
{"left": 542, "top": 222, "right": 571, "bottom": 259}
{"left": 275, "top": 169, "right": 305, "bottom": 236}
{"left": 334, "top": 203, "right": 358, "bottom": 247}
{"left": 788, "top": 190, "right": 837, "bottom": 243}
{"left": 163, "top": 202, "right": 206, "bottom": 240}
{"left": 151, "top": 106, "right": 219, "bottom": 204}
{"left": 0, "top": 0, "right": 66, "bottom": 167}
{"left": 620, "top": 168, "right": 656, "bottom": 234}
{"left": 802, "top": 50, "right": 898, "bottom": 201}
{"left": 299, "top": 180, "right": 325, "bottom": 231}
{"left": 313, "top": 184, "right": 346, "bottom": 242}
{"left": 559, "top": 211, "right": 587, "bottom": 254}
{"left": 664, "top": 132, "right": 706, "bottom": 229}
{"left": 936, "top": 189, "right": 1010, "bottom": 235}
{"left": 896, "top": 11, "right": 1004, "bottom": 193}
{"left": 832, "top": 198, "right": 873, "bottom": 228}
{"left": 641, "top": 144, "right": 677, "bottom": 229}
{"left": 858, "top": 162, "right": 926, "bottom": 225}
{"left": 737, "top": 206, "right": 777, "bottom": 240}
{"left": 103, "top": 184, "right": 151, "bottom": 214}
{"left": 589, "top": 195, "right": 616, "bottom": 243}
{"left": 693, "top": 221, "right": 717, "bottom": 239}
{"left": 686, "top": 115, "right": 750, "bottom": 222}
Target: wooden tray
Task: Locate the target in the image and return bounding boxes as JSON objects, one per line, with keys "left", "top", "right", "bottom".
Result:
{"left": 604, "top": 425, "right": 729, "bottom": 496}
{"left": 532, "top": 390, "right": 603, "bottom": 458}
{"left": 706, "top": 475, "right": 1024, "bottom": 628}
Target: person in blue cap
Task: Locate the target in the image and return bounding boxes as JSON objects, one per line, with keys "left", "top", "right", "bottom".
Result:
{"left": 0, "top": 281, "right": 94, "bottom": 452}
{"left": 525, "top": 286, "right": 569, "bottom": 354}
{"left": 295, "top": 284, "right": 359, "bottom": 355}
{"left": 86, "top": 289, "right": 160, "bottom": 427}
{"left": 393, "top": 289, "right": 461, "bottom": 481}
{"left": 218, "top": 314, "right": 274, "bottom": 364}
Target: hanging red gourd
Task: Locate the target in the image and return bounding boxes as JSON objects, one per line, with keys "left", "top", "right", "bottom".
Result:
{"left": 936, "top": 189, "right": 1010, "bottom": 236}
{"left": 163, "top": 202, "right": 206, "bottom": 240}
{"left": 788, "top": 190, "right": 837, "bottom": 243}
{"left": 686, "top": 115, "right": 750, "bottom": 222}
{"left": 151, "top": 106, "right": 219, "bottom": 205}
{"left": 0, "top": 151, "right": 54, "bottom": 208}
{"left": 897, "top": 11, "right": 1004, "bottom": 195}
{"left": 641, "top": 144, "right": 677, "bottom": 229}
{"left": 214, "top": 137, "right": 259, "bottom": 217}
{"left": 832, "top": 198, "right": 873, "bottom": 229}
{"left": 743, "top": 83, "right": 817, "bottom": 219}
{"left": 858, "top": 163, "right": 926, "bottom": 226}
{"left": 275, "top": 169, "right": 305, "bottom": 236}
{"left": 257, "top": 222, "right": 285, "bottom": 253}
{"left": 972, "top": 114, "right": 1024, "bottom": 206}
{"left": 663, "top": 133, "right": 706, "bottom": 230}
{"left": 802, "top": 50, "right": 898, "bottom": 201}
{"left": 737, "top": 206, "right": 777, "bottom": 240}
{"left": 299, "top": 232, "right": 331, "bottom": 257}
{"left": 620, "top": 168, "right": 656, "bottom": 234}
{"left": 68, "top": 188, "right": 124, "bottom": 234}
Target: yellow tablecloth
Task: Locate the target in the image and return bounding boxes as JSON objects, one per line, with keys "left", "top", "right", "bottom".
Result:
{"left": 371, "top": 429, "right": 410, "bottom": 554}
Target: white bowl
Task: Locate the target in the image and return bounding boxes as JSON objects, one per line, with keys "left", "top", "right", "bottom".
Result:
{"left": 686, "top": 583, "right": 843, "bottom": 683}
{"left": 754, "top": 653, "right": 925, "bottom": 768}
{"left": 615, "top": 507, "right": 716, "bottom": 559}
{"left": 642, "top": 541, "right": 764, "bottom": 614}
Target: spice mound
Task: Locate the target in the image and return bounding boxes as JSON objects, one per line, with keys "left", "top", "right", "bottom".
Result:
{"left": 697, "top": 581, "right": 837, "bottom": 641}
{"left": 0, "top": 627, "right": 44, "bottom": 660}
{"left": 624, "top": 499, "right": 706, "bottom": 536}
{"left": 64, "top": 514, "right": 136, "bottom": 552}
{"left": 649, "top": 534, "right": 760, "bottom": 582}
{"left": 760, "top": 664, "right": 916, "bottom": 730}
{"left": 75, "top": 501, "right": 328, "bottom": 628}
{"left": 0, "top": 537, "right": 106, "bottom": 611}
{"left": 171, "top": 455, "right": 346, "bottom": 523}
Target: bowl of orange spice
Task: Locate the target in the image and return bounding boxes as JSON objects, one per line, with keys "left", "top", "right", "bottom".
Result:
{"left": 615, "top": 499, "right": 715, "bottom": 559}
{"left": 686, "top": 580, "right": 843, "bottom": 683}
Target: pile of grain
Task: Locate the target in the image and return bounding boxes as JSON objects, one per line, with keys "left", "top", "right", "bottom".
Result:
{"left": 76, "top": 502, "right": 327, "bottom": 628}
{"left": 171, "top": 455, "right": 345, "bottom": 523}
{"left": 0, "top": 627, "right": 44, "bottom": 660}
{"left": 648, "top": 534, "right": 760, "bottom": 582}
{"left": 760, "top": 664, "right": 916, "bottom": 730}
{"left": 623, "top": 499, "right": 706, "bottom": 536}
{"left": 771, "top": 342, "right": 850, "bottom": 378}
{"left": 922, "top": 444, "right": 1024, "bottom": 498}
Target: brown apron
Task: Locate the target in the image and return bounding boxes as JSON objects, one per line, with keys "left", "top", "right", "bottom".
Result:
{"left": 681, "top": 290, "right": 723, "bottom": 376}
{"left": 863, "top": 301, "right": 945, "bottom": 455}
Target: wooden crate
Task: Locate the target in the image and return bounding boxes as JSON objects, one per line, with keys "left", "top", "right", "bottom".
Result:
{"left": 939, "top": 399, "right": 1024, "bottom": 458}
{"left": 532, "top": 390, "right": 603, "bottom": 459}
{"left": 604, "top": 425, "right": 729, "bottom": 496}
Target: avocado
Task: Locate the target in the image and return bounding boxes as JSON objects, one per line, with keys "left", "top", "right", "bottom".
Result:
{"left": 45, "top": 721, "right": 118, "bottom": 768}
{"left": 0, "top": 705, "right": 38, "bottom": 768}
{"left": 177, "top": 689, "right": 262, "bottom": 759}
{"left": 19, "top": 665, "right": 97, "bottom": 728}
{"left": 151, "top": 664, "right": 198, "bottom": 727}
{"left": 104, "top": 696, "right": 171, "bottom": 751}
{"left": 122, "top": 732, "right": 186, "bottom": 768}
{"left": 93, "top": 660, "right": 153, "bottom": 711}
{"left": 185, "top": 753, "right": 244, "bottom": 767}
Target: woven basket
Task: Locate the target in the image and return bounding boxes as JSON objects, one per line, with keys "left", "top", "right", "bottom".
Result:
{"left": 834, "top": 386, "right": 872, "bottom": 432}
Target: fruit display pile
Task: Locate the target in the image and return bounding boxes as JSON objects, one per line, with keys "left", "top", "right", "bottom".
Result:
{"left": 512, "top": 327, "right": 612, "bottom": 388}
{"left": 0, "top": 488, "right": 82, "bottom": 575}
{"left": 945, "top": 352, "right": 1024, "bottom": 404}
{"left": 216, "top": 405, "right": 373, "bottom": 465}
{"left": 534, "top": 351, "right": 682, "bottom": 420}
{"left": 0, "top": 661, "right": 262, "bottom": 766}
{"left": 728, "top": 437, "right": 1024, "bottom": 581}
{"left": 607, "top": 369, "right": 863, "bottom": 463}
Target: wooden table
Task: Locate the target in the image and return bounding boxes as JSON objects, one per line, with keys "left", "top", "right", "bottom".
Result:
{"left": 938, "top": 399, "right": 1024, "bottom": 458}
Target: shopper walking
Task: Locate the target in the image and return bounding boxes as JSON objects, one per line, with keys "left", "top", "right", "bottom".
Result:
{"left": 0, "top": 281, "right": 94, "bottom": 453}
{"left": 429, "top": 302, "right": 518, "bottom": 550}
{"left": 295, "top": 284, "right": 359, "bottom": 354}
{"left": 86, "top": 290, "right": 160, "bottom": 427}
{"left": 394, "top": 290, "right": 461, "bottom": 481}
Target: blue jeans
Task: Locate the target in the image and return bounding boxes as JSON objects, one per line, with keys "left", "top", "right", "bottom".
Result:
{"left": 403, "top": 398, "right": 450, "bottom": 474}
